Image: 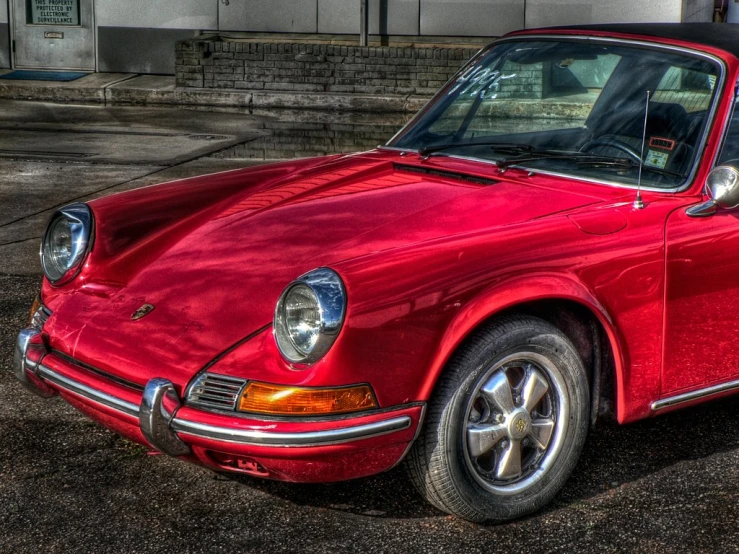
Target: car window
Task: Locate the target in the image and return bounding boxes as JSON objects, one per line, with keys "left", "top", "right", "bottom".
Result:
{"left": 718, "top": 93, "right": 739, "bottom": 166}
{"left": 391, "top": 40, "right": 721, "bottom": 190}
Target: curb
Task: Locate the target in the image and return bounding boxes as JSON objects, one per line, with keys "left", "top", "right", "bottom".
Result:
{"left": 0, "top": 74, "right": 430, "bottom": 113}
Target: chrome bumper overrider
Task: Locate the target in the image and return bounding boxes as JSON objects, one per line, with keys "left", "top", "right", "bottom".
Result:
{"left": 14, "top": 328, "right": 412, "bottom": 455}
{"left": 14, "top": 328, "right": 55, "bottom": 398}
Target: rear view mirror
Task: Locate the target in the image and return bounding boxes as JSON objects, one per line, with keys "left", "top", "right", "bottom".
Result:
{"left": 707, "top": 165, "right": 739, "bottom": 208}
{"left": 686, "top": 165, "right": 739, "bottom": 217}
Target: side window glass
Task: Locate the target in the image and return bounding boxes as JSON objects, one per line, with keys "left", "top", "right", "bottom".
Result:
{"left": 718, "top": 96, "right": 739, "bottom": 166}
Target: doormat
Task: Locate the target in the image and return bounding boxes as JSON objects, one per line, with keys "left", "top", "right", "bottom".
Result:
{"left": 0, "top": 70, "right": 89, "bottom": 81}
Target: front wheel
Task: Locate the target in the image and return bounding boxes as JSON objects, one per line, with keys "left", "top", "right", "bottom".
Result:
{"left": 406, "top": 315, "right": 589, "bottom": 522}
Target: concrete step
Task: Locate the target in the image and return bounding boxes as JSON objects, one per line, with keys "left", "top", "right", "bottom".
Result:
{"left": 0, "top": 71, "right": 429, "bottom": 112}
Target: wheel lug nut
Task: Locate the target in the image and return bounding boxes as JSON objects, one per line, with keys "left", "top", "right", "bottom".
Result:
{"left": 500, "top": 440, "right": 509, "bottom": 449}
{"left": 522, "top": 438, "right": 530, "bottom": 447}
{"left": 495, "top": 414, "right": 505, "bottom": 423}
{"left": 515, "top": 396, "right": 522, "bottom": 405}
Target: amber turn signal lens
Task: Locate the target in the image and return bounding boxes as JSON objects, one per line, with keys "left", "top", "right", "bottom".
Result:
{"left": 29, "top": 295, "right": 41, "bottom": 325}
{"left": 238, "top": 382, "right": 378, "bottom": 416}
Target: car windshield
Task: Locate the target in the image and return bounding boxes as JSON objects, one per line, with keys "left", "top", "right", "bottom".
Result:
{"left": 388, "top": 38, "right": 721, "bottom": 189}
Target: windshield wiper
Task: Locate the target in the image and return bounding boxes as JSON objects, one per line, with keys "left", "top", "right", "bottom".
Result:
{"left": 575, "top": 158, "right": 683, "bottom": 179}
{"left": 494, "top": 149, "right": 626, "bottom": 169}
{"left": 416, "top": 143, "right": 684, "bottom": 180}
{"left": 495, "top": 150, "right": 684, "bottom": 179}
{"left": 417, "top": 141, "right": 534, "bottom": 158}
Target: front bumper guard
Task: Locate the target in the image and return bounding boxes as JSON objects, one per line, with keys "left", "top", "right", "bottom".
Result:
{"left": 14, "top": 328, "right": 412, "bottom": 455}
{"left": 14, "top": 328, "right": 55, "bottom": 398}
{"left": 140, "top": 378, "right": 192, "bottom": 457}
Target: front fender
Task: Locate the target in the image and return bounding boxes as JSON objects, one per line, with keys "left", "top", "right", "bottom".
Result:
{"left": 420, "top": 272, "right": 627, "bottom": 420}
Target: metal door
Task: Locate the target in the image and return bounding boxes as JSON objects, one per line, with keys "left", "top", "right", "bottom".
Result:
{"left": 11, "top": 0, "right": 94, "bottom": 70}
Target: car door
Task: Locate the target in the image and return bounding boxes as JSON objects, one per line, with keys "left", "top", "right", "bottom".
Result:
{"left": 662, "top": 86, "right": 739, "bottom": 395}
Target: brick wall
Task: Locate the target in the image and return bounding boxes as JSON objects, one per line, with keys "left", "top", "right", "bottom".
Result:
{"left": 176, "top": 38, "right": 479, "bottom": 97}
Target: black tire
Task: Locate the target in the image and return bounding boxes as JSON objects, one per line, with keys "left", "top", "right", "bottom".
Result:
{"left": 405, "top": 315, "right": 589, "bottom": 522}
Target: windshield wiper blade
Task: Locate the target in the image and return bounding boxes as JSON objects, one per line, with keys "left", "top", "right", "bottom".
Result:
{"left": 495, "top": 150, "right": 617, "bottom": 169}
{"left": 494, "top": 151, "right": 683, "bottom": 179}
{"left": 416, "top": 144, "right": 685, "bottom": 180}
{"left": 417, "top": 141, "right": 533, "bottom": 158}
{"left": 576, "top": 158, "right": 683, "bottom": 178}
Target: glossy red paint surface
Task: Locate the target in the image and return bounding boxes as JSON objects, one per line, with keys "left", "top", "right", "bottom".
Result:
{"left": 663, "top": 208, "right": 739, "bottom": 393}
{"left": 31, "top": 29, "right": 739, "bottom": 481}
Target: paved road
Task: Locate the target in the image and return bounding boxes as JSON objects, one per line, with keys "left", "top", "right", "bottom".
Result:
{"left": 0, "top": 99, "right": 274, "bottom": 275}
{"left": 1, "top": 100, "right": 739, "bottom": 553}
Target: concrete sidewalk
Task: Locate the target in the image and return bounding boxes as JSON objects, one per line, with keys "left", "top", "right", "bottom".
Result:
{"left": 0, "top": 70, "right": 429, "bottom": 112}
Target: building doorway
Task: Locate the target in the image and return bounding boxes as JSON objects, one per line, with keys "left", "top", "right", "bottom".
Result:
{"left": 11, "top": 0, "right": 94, "bottom": 70}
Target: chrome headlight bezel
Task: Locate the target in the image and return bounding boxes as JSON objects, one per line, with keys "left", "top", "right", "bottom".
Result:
{"left": 40, "top": 203, "right": 94, "bottom": 286}
{"left": 274, "top": 268, "right": 346, "bottom": 365}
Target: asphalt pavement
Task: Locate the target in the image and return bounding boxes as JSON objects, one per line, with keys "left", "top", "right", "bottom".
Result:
{"left": 1, "top": 99, "right": 739, "bottom": 553}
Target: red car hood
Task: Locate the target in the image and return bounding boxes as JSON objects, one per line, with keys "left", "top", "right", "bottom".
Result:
{"left": 46, "top": 152, "right": 613, "bottom": 388}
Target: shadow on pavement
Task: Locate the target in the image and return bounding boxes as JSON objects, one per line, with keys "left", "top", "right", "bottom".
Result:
{"left": 224, "top": 394, "right": 739, "bottom": 521}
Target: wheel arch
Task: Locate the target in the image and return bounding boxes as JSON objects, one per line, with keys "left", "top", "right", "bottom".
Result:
{"left": 421, "top": 274, "right": 627, "bottom": 425}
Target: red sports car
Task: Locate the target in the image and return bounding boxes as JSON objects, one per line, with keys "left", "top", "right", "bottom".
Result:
{"left": 14, "top": 23, "right": 739, "bottom": 522}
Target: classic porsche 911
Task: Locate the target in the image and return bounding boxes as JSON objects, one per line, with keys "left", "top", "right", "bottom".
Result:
{"left": 14, "top": 23, "right": 739, "bottom": 522}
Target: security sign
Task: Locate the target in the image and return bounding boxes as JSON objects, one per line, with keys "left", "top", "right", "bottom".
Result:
{"left": 29, "top": 0, "right": 80, "bottom": 26}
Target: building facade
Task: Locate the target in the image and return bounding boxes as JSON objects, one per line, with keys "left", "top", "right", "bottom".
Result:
{"left": 0, "top": 0, "right": 715, "bottom": 74}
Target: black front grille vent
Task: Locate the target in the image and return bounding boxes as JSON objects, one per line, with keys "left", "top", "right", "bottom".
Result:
{"left": 393, "top": 163, "right": 499, "bottom": 186}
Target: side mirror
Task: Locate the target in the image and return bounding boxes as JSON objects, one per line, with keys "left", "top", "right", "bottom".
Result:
{"left": 686, "top": 165, "right": 739, "bottom": 217}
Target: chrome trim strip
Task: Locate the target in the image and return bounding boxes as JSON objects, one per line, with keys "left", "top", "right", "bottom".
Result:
{"left": 34, "top": 364, "right": 413, "bottom": 447}
{"left": 171, "top": 416, "right": 412, "bottom": 447}
{"left": 274, "top": 268, "right": 347, "bottom": 365}
{"left": 651, "top": 378, "right": 739, "bottom": 411}
{"left": 40, "top": 203, "right": 95, "bottom": 287}
{"left": 36, "top": 363, "right": 140, "bottom": 418}
{"left": 385, "top": 34, "right": 728, "bottom": 195}
{"left": 709, "top": 78, "right": 739, "bottom": 177}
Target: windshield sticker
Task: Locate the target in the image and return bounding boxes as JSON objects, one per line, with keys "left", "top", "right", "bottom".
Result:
{"left": 649, "top": 137, "right": 676, "bottom": 151}
{"left": 645, "top": 149, "right": 669, "bottom": 169}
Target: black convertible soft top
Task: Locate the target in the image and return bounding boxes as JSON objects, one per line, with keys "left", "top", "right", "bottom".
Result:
{"left": 511, "top": 23, "right": 739, "bottom": 58}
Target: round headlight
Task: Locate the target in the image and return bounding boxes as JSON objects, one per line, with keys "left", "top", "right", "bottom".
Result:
{"left": 40, "top": 203, "right": 93, "bottom": 286}
{"left": 274, "top": 268, "right": 346, "bottom": 365}
{"left": 284, "top": 284, "right": 322, "bottom": 355}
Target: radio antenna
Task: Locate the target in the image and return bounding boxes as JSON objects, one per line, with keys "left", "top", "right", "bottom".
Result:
{"left": 634, "top": 90, "right": 651, "bottom": 210}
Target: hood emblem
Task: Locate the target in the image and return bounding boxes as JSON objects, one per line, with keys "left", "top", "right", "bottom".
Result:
{"left": 131, "top": 303, "right": 155, "bottom": 321}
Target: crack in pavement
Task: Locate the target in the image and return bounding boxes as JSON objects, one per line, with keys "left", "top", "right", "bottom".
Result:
{"left": 0, "top": 237, "right": 41, "bottom": 248}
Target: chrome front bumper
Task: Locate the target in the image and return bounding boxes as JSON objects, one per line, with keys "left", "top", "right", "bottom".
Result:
{"left": 14, "top": 327, "right": 413, "bottom": 455}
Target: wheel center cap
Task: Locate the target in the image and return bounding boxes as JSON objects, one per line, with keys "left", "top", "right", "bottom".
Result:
{"left": 508, "top": 410, "right": 531, "bottom": 440}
